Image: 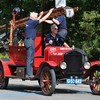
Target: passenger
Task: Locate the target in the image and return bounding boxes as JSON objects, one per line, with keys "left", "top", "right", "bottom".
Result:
{"left": 24, "top": 8, "right": 54, "bottom": 79}
{"left": 45, "top": 24, "right": 69, "bottom": 48}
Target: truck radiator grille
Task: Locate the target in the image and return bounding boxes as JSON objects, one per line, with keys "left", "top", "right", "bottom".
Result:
{"left": 64, "top": 50, "right": 83, "bottom": 76}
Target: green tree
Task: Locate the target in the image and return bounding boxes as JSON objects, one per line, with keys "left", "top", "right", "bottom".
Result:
{"left": 0, "top": 0, "right": 100, "bottom": 60}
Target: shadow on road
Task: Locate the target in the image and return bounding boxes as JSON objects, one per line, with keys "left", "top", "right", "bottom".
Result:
{"left": 6, "top": 84, "right": 43, "bottom": 95}
{"left": 55, "top": 88, "right": 91, "bottom": 94}
{"left": 4, "top": 84, "right": 91, "bottom": 96}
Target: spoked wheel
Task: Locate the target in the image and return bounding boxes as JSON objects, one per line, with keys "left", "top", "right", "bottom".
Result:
{"left": 0, "top": 63, "right": 9, "bottom": 89}
{"left": 89, "top": 68, "right": 100, "bottom": 95}
{"left": 40, "top": 66, "right": 56, "bottom": 96}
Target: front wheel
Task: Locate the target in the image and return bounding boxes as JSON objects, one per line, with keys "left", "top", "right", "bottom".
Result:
{"left": 89, "top": 68, "right": 100, "bottom": 95}
{"left": 40, "top": 66, "right": 56, "bottom": 96}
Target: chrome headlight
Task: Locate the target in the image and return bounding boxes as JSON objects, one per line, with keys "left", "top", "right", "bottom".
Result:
{"left": 84, "top": 62, "right": 90, "bottom": 69}
{"left": 60, "top": 62, "right": 67, "bottom": 70}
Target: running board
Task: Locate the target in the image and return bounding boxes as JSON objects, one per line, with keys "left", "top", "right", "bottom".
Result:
{"left": 6, "top": 75, "right": 37, "bottom": 80}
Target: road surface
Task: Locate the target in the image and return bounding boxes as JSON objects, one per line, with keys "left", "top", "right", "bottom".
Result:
{"left": 0, "top": 79, "right": 99, "bottom": 100}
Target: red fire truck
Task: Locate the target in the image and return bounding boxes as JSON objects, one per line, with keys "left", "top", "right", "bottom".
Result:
{"left": 0, "top": 7, "right": 100, "bottom": 96}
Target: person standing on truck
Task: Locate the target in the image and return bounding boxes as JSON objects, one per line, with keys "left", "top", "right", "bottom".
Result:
{"left": 24, "top": 8, "right": 54, "bottom": 79}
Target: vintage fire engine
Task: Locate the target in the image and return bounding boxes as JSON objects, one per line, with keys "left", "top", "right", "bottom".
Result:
{"left": 0, "top": 7, "right": 100, "bottom": 96}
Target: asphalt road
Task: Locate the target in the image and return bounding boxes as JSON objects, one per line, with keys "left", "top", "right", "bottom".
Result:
{"left": 0, "top": 79, "right": 99, "bottom": 100}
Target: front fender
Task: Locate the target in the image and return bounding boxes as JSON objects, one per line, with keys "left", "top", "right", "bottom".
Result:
{"left": 83, "top": 60, "right": 100, "bottom": 79}
{"left": 39, "top": 61, "right": 58, "bottom": 70}
{"left": 90, "top": 60, "right": 100, "bottom": 67}
{"left": 35, "top": 61, "right": 58, "bottom": 79}
{"left": 44, "top": 61, "right": 58, "bottom": 67}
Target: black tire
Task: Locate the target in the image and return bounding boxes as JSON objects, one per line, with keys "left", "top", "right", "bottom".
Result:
{"left": 89, "top": 67, "right": 100, "bottom": 95}
{"left": 38, "top": 79, "right": 40, "bottom": 86}
{"left": 0, "top": 63, "right": 9, "bottom": 89}
{"left": 40, "top": 66, "right": 56, "bottom": 96}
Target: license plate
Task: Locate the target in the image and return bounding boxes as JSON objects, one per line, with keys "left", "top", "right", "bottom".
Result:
{"left": 66, "top": 78, "right": 82, "bottom": 84}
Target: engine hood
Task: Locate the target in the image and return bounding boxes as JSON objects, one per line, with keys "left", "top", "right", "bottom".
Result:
{"left": 44, "top": 47, "right": 72, "bottom": 63}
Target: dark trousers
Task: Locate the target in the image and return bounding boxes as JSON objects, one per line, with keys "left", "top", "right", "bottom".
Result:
{"left": 24, "top": 38, "right": 34, "bottom": 76}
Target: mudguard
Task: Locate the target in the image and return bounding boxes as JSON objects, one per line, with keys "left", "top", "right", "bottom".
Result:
{"left": 35, "top": 61, "right": 58, "bottom": 79}
{"left": 39, "top": 61, "right": 58, "bottom": 71}
{"left": 0, "top": 58, "right": 13, "bottom": 77}
{"left": 83, "top": 60, "right": 100, "bottom": 79}
{"left": 90, "top": 60, "right": 100, "bottom": 67}
{"left": 43, "top": 61, "right": 58, "bottom": 67}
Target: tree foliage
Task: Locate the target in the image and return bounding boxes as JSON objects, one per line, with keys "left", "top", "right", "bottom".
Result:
{"left": 0, "top": 0, "right": 100, "bottom": 60}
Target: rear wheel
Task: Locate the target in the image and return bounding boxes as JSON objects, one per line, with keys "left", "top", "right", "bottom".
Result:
{"left": 89, "top": 68, "right": 100, "bottom": 95}
{"left": 40, "top": 66, "right": 56, "bottom": 96}
{"left": 0, "top": 63, "right": 9, "bottom": 89}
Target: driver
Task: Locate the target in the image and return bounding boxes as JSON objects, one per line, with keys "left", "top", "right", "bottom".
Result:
{"left": 45, "top": 24, "right": 69, "bottom": 48}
